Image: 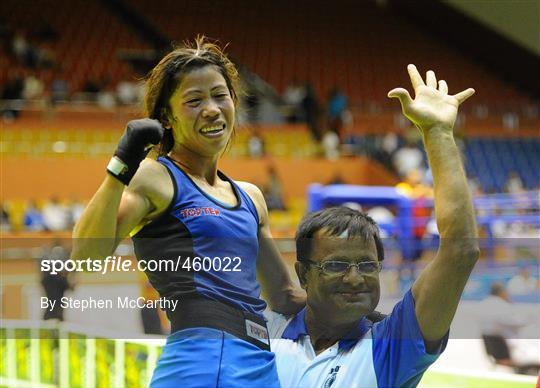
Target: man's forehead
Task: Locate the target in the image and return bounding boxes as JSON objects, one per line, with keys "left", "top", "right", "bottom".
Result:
{"left": 312, "top": 229, "right": 376, "bottom": 255}
{"left": 314, "top": 228, "right": 365, "bottom": 240}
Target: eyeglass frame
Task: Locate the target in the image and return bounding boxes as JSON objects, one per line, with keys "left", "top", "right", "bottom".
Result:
{"left": 302, "top": 259, "right": 382, "bottom": 276}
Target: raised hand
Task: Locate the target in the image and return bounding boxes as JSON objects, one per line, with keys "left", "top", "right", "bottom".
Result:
{"left": 107, "top": 119, "right": 165, "bottom": 185}
{"left": 388, "top": 64, "right": 474, "bottom": 132}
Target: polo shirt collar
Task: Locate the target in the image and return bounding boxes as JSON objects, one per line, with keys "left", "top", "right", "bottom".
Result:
{"left": 282, "top": 307, "right": 372, "bottom": 351}
{"left": 282, "top": 307, "right": 308, "bottom": 340}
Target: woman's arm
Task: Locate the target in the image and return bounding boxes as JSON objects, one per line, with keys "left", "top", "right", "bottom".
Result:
{"left": 72, "top": 160, "right": 172, "bottom": 260}
{"left": 239, "top": 182, "right": 306, "bottom": 315}
{"left": 72, "top": 119, "right": 169, "bottom": 260}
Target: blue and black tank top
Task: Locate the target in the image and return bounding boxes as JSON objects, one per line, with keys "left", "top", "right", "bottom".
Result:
{"left": 132, "top": 156, "right": 266, "bottom": 315}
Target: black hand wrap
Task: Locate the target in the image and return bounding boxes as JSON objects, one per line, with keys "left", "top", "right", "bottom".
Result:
{"left": 107, "top": 119, "right": 164, "bottom": 185}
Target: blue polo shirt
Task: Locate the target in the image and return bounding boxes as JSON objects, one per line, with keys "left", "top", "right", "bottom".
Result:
{"left": 267, "top": 290, "right": 448, "bottom": 388}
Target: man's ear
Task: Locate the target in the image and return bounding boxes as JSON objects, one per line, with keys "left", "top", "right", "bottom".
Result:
{"left": 295, "top": 261, "right": 308, "bottom": 290}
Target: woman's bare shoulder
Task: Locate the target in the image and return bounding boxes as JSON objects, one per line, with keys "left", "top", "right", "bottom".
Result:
{"left": 236, "top": 181, "right": 264, "bottom": 203}
{"left": 236, "top": 181, "right": 267, "bottom": 225}
{"left": 129, "top": 158, "right": 174, "bottom": 218}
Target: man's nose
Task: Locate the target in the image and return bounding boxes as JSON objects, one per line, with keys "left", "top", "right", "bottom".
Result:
{"left": 342, "top": 266, "right": 366, "bottom": 286}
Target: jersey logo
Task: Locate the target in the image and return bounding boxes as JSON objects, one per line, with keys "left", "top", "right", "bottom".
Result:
{"left": 180, "top": 207, "right": 221, "bottom": 218}
{"left": 322, "top": 366, "right": 340, "bottom": 388}
{"left": 245, "top": 319, "right": 270, "bottom": 345}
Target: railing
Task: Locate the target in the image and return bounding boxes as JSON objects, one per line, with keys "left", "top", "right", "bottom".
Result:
{"left": 0, "top": 319, "right": 165, "bottom": 388}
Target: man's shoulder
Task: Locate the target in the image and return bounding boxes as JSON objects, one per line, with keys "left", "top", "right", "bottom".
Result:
{"left": 371, "top": 290, "right": 417, "bottom": 338}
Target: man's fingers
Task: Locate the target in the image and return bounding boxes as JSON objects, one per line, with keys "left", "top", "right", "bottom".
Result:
{"left": 438, "top": 80, "right": 448, "bottom": 94}
{"left": 388, "top": 88, "right": 413, "bottom": 107}
{"left": 407, "top": 64, "right": 425, "bottom": 91}
{"left": 426, "top": 70, "right": 437, "bottom": 89}
{"left": 453, "top": 88, "right": 475, "bottom": 104}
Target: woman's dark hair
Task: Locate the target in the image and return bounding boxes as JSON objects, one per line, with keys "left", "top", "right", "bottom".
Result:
{"left": 295, "top": 206, "right": 385, "bottom": 262}
{"left": 144, "top": 36, "right": 241, "bottom": 156}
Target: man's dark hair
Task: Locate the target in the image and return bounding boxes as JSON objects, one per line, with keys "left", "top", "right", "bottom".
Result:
{"left": 295, "top": 206, "right": 384, "bottom": 262}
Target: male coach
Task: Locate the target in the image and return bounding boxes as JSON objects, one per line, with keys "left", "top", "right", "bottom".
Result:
{"left": 266, "top": 64, "right": 479, "bottom": 387}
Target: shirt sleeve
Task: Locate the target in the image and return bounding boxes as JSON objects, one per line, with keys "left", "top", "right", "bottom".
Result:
{"left": 264, "top": 310, "right": 289, "bottom": 339}
{"left": 371, "top": 289, "right": 448, "bottom": 387}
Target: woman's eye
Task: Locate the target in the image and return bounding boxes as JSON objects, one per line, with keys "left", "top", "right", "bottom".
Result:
{"left": 186, "top": 99, "right": 201, "bottom": 105}
{"left": 215, "top": 94, "right": 228, "bottom": 99}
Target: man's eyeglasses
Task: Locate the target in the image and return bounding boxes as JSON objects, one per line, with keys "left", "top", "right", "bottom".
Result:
{"left": 303, "top": 260, "right": 382, "bottom": 276}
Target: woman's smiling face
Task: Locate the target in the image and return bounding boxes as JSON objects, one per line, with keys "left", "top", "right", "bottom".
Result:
{"left": 167, "top": 65, "right": 235, "bottom": 157}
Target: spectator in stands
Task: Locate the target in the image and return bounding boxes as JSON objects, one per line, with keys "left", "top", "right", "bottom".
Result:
{"left": 423, "top": 209, "right": 439, "bottom": 239}
{"left": 2, "top": 70, "right": 25, "bottom": 100}
{"left": 322, "top": 128, "right": 340, "bottom": 160}
{"left": 382, "top": 132, "right": 399, "bottom": 156}
{"left": 97, "top": 88, "right": 117, "bottom": 109}
{"left": 245, "top": 87, "right": 260, "bottom": 123}
{"left": 326, "top": 88, "right": 348, "bottom": 135}
{"left": 263, "top": 164, "right": 286, "bottom": 211}
{"left": 396, "top": 169, "right": 433, "bottom": 199}
{"left": 11, "top": 29, "right": 55, "bottom": 69}
{"left": 378, "top": 132, "right": 400, "bottom": 173}
{"left": 83, "top": 78, "right": 101, "bottom": 94}
{"left": 396, "top": 169, "right": 433, "bottom": 271}
{"left": 35, "top": 41, "right": 56, "bottom": 68}
{"left": 367, "top": 206, "right": 395, "bottom": 239}
{"left": 84, "top": 75, "right": 112, "bottom": 103}
{"left": 0, "top": 203, "right": 11, "bottom": 232}
{"left": 1, "top": 70, "right": 25, "bottom": 119}
{"left": 341, "top": 126, "right": 361, "bottom": 156}
{"left": 12, "top": 30, "right": 31, "bottom": 65}
{"left": 282, "top": 79, "right": 305, "bottom": 122}
{"left": 479, "top": 282, "right": 540, "bottom": 366}
{"left": 117, "top": 79, "right": 139, "bottom": 105}
{"left": 50, "top": 71, "right": 70, "bottom": 104}
{"left": 359, "top": 132, "right": 402, "bottom": 174}
{"left": 24, "top": 200, "right": 46, "bottom": 231}
{"left": 338, "top": 107, "right": 355, "bottom": 156}
{"left": 467, "top": 175, "right": 483, "bottom": 197}
{"left": 302, "top": 83, "right": 322, "bottom": 141}
{"left": 247, "top": 127, "right": 265, "bottom": 158}
{"left": 502, "top": 112, "right": 519, "bottom": 130}
{"left": 22, "top": 74, "right": 44, "bottom": 100}
{"left": 393, "top": 139, "right": 424, "bottom": 178}
{"left": 41, "top": 240, "right": 74, "bottom": 321}
{"left": 507, "top": 267, "right": 538, "bottom": 295}
{"left": 504, "top": 171, "right": 525, "bottom": 194}
{"left": 42, "top": 196, "right": 69, "bottom": 231}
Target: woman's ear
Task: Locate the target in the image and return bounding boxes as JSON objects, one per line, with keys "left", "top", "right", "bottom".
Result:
{"left": 160, "top": 108, "right": 172, "bottom": 129}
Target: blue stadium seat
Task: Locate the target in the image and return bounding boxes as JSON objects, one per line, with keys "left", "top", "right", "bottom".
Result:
{"left": 465, "top": 138, "right": 538, "bottom": 193}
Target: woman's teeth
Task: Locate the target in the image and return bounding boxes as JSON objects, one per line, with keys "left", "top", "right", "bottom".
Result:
{"left": 200, "top": 125, "right": 223, "bottom": 133}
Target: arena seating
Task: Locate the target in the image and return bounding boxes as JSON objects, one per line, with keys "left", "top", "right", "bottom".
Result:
{"left": 0, "top": 0, "right": 148, "bottom": 91}
{"left": 465, "top": 138, "right": 540, "bottom": 192}
{"left": 130, "top": 0, "right": 533, "bottom": 108}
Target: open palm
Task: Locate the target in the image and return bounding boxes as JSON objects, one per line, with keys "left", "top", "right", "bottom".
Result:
{"left": 388, "top": 65, "right": 474, "bottom": 131}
